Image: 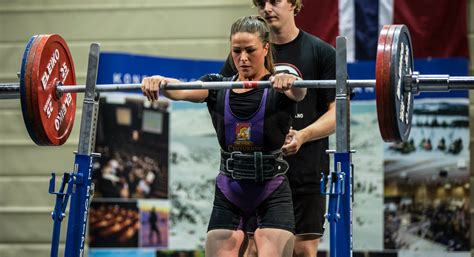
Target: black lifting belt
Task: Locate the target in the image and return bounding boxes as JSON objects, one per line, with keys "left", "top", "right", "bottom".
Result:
{"left": 220, "top": 150, "right": 289, "bottom": 182}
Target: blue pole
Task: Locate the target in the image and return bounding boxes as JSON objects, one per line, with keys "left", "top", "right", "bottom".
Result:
{"left": 64, "top": 154, "right": 94, "bottom": 257}
{"left": 50, "top": 173, "right": 70, "bottom": 257}
{"left": 332, "top": 152, "right": 352, "bottom": 257}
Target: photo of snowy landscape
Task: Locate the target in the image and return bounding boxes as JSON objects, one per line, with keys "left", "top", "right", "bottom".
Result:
{"left": 384, "top": 99, "right": 470, "bottom": 256}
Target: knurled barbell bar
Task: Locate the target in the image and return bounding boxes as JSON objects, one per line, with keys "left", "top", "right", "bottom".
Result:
{"left": 0, "top": 25, "right": 472, "bottom": 146}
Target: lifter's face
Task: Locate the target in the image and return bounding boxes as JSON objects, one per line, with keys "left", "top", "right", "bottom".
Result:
{"left": 255, "top": 0, "right": 296, "bottom": 30}
{"left": 231, "top": 32, "right": 269, "bottom": 80}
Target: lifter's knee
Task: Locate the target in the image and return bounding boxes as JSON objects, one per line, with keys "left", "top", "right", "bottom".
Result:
{"left": 240, "top": 234, "right": 257, "bottom": 257}
{"left": 293, "top": 236, "right": 320, "bottom": 257}
{"left": 205, "top": 229, "right": 245, "bottom": 257}
{"left": 254, "top": 228, "right": 294, "bottom": 257}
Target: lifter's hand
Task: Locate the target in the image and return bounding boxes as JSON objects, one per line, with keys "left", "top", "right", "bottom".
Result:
{"left": 141, "top": 76, "right": 177, "bottom": 102}
{"left": 282, "top": 128, "right": 304, "bottom": 156}
{"left": 270, "top": 73, "right": 299, "bottom": 92}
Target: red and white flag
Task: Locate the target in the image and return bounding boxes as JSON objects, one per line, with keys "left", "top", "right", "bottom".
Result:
{"left": 296, "top": 0, "right": 468, "bottom": 62}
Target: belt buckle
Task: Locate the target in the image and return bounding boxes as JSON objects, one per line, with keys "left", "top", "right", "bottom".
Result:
{"left": 226, "top": 151, "right": 242, "bottom": 179}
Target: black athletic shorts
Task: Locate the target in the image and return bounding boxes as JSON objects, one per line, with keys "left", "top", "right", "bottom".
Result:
{"left": 244, "top": 192, "right": 326, "bottom": 237}
{"left": 207, "top": 177, "right": 295, "bottom": 234}
{"left": 292, "top": 193, "right": 326, "bottom": 236}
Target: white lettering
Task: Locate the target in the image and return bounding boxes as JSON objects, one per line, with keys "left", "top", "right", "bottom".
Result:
{"left": 43, "top": 94, "right": 53, "bottom": 118}
{"left": 41, "top": 73, "right": 49, "bottom": 90}
{"left": 123, "top": 73, "right": 132, "bottom": 84}
{"left": 132, "top": 74, "right": 141, "bottom": 84}
{"left": 80, "top": 235, "right": 85, "bottom": 248}
{"left": 60, "top": 62, "right": 70, "bottom": 83}
{"left": 405, "top": 45, "right": 410, "bottom": 73}
{"left": 364, "top": 87, "right": 374, "bottom": 93}
{"left": 88, "top": 158, "right": 93, "bottom": 179}
{"left": 113, "top": 73, "right": 122, "bottom": 84}
{"left": 84, "top": 199, "right": 89, "bottom": 219}
{"left": 54, "top": 104, "right": 67, "bottom": 131}
{"left": 79, "top": 160, "right": 94, "bottom": 257}
{"left": 295, "top": 113, "right": 304, "bottom": 119}
{"left": 396, "top": 43, "right": 405, "bottom": 101}
{"left": 405, "top": 92, "right": 412, "bottom": 124}
{"left": 399, "top": 100, "right": 405, "bottom": 123}
{"left": 41, "top": 49, "right": 60, "bottom": 90}
{"left": 53, "top": 94, "right": 73, "bottom": 131}
{"left": 64, "top": 93, "right": 72, "bottom": 107}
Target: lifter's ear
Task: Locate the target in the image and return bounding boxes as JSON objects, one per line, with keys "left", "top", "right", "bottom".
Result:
{"left": 263, "top": 42, "right": 269, "bottom": 55}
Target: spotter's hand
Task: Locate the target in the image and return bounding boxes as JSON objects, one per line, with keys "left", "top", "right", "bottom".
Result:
{"left": 282, "top": 128, "right": 304, "bottom": 156}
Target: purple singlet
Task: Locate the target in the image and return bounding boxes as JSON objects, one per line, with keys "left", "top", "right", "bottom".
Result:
{"left": 217, "top": 88, "right": 284, "bottom": 219}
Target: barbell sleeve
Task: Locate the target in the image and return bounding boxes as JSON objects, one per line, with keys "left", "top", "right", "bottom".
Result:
{"left": 416, "top": 75, "right": 474, "bottom": 91}
{"left": 0, "top": 83, "right": 21, "bottom": 99}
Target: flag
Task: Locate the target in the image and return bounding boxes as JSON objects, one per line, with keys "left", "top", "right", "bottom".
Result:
{"left": 295, "top": 0, "right": 468, "bottom": 62}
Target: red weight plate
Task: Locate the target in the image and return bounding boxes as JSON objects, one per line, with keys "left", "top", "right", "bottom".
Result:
{"left": 28, "top": 35, "right": 56, "bottom": 145}
{"left": 376, "top": 25, "right": 414, "bottom": 142}
{"left": 20, "top": 35, "right": 44, "bottom": 145}
{"left": 29, "top": 34, "right": 77, "bottom": 146}
{"left": 383, "top": 25, "right": 398, "bottom": 141}
{"left": 29, "top": 35, "right": 52, "bottom": 145}
{"left": 24, "top": 35, "right": 51, "bottom": 145}
{"left": 376, "top": 25, "right": 396, "bottom": 141}
{"left": 376, "top": 25, "right": 389, "bottom": 140}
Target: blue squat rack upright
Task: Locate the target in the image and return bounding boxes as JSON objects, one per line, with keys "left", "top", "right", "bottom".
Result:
{"left": 321, "top": 36, "right": 354, "bottom": 257}
{"left": 49, "top": 43, "right": 101, "bottom": 257}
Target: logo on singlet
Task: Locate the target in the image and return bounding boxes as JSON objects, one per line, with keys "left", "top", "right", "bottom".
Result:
{"left": 230, "top": 123, "right": 256, "bottom": 151}
{"left": 236, "top": 123, "right": 251, "bottom": 141}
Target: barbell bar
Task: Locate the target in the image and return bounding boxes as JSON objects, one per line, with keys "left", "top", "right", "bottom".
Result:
{"left": 0, "top": 80, "right": 375, "bottom": 98}
{"left": 0, "top": 25, "right": 472, "bottom": 146}
{"left": 2, "top": 75, "right": 474, "bottom": 97}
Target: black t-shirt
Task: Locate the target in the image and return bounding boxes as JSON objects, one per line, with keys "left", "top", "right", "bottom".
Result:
{"left": 221, "top": 30, "right": 336, "bottom": 194}
{"left": 201, "top": 74, "right": 295, "bottom": 153}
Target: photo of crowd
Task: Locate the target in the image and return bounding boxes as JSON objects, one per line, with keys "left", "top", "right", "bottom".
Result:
{"left": 89, "top": 200, "right": 140, "bottom": 248}
{"left": 93, "top": 147, "right": 168, "bottom": 199}
{"left": 89, "top": 95, "right": 171, "bottom": 254}
{"left": 385, "top": 198, "right": 470, "bottom": 251}
{"left": 384, "top": 158, "right": 470, "bottom": 251}
{"left": 92, "top": 96, "right": 169, "bottom": 199}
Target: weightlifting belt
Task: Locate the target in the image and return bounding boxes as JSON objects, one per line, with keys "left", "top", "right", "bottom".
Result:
{"left": 219, "top": 150, "right": 289, "bottom": 182}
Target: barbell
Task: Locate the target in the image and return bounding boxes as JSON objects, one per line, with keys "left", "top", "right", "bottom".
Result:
{"left": 0, "top": 25, "right": 471, "bottom": 146}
